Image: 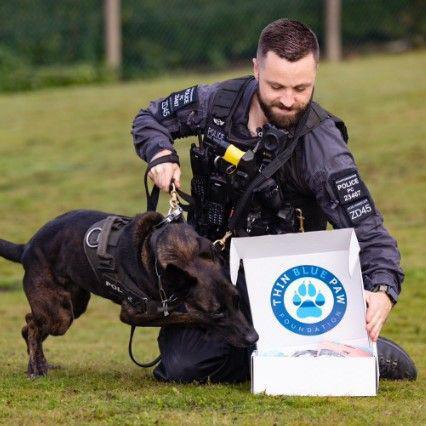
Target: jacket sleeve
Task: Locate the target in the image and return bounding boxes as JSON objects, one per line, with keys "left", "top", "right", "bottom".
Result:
{"left": 131, "top": 83, "right": 219, "bottom": 163}
{"left": 301, "top": 118, "right": 404, "bottom": 302}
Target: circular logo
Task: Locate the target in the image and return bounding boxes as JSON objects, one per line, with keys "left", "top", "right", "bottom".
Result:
{"left": 270, "top": 265, "right": 347, "bottom": 336}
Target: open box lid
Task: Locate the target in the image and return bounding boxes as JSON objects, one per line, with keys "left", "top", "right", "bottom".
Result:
{"left": 229, "top": 229, "right": 373, "bottom": 353}
{"left": 230, "top": 228, "right": 360, "bottom": 284}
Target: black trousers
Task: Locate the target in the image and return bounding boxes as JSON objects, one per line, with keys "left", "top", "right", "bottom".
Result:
{"left": 153, "top": 269, "right": 253, "bottom": 383}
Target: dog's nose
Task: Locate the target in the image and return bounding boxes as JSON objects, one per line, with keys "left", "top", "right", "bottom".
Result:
{"left": 245, "top": 330, "right": 259, "bottom": 345}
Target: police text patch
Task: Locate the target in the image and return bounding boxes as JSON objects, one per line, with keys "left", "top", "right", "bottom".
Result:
{"left": 158, "top": 86, "right": 198, "bottom": 119}
{"left": 206, "top": 125, "right": 226, "bottom": 145}
{"left": 345, "top": 198, "right": 374, "bottom": 225}
{"left": 333, "top": 171, "right": 364, "bottom": 205}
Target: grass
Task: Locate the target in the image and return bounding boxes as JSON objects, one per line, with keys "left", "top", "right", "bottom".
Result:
{"left": 0, "top": 50, "right": 425, "bottom": 424}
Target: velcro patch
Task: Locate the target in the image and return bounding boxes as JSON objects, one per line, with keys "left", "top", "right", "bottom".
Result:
{"left": 158, "top": 86, "right": 198, "bottom": 119}
{"left": 345, "top": 198, "right": 374, "bottom": 225}
{"left": 333, "top": 171, "right": 364, "bottom": 205}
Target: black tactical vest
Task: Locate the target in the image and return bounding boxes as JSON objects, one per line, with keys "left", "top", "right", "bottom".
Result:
{"left": 188, "top": 76, "right": 348, "bottom": 240}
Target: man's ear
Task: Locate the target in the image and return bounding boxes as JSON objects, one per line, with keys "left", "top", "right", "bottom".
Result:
{"left": 163, "top": 263, "right": 197, "bottom": 295}
{"left": 253, "top": 57, "right": 259, "bottom": 81}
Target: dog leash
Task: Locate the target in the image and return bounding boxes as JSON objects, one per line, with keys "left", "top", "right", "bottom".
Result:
{"left": 128, "top": 182, "right": 184, "bottom": 369}
{"left": 128, "top": 325, "right": 162, "bottom": 368}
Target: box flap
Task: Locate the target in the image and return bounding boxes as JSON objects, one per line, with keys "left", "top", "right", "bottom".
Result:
{"left": 348, "top": 229, "right": 360, "bottom": 277}
{"left": 230, "top": 229, "right": 356, "bottom": 284}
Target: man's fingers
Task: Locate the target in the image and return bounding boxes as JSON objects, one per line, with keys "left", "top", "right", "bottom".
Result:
{"left": 366, "top": 307, "right": 382, "bottom": 329}
{"left": 365, "top": 302, "right": 376, "bottom": 323}
{"left": 148, "top": 162, "right": 182, "bottom": 192}
{"left": 148, "top": 163, "right": 176, "bottom": 192}
{"left": 159, "top": 171, "right": 172, "bottom": 192}
{"left": 366, "top": 305, "right": 388, "bottom": 341}
{"left": 172, "top": 166, "right": 181, "bottom": 189}
{"left": 369, "top": 318, "right": 384, "bottom": 342}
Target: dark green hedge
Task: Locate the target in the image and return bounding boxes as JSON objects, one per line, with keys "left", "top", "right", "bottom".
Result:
{"left": 0, "top": 0, "right": 424, "bottom": 90}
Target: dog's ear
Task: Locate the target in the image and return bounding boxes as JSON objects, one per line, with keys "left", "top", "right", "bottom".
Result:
{"left": 133, "top": 212, "right": 164, "bottom": 245}
{"left": 163, "top": 263, "right": 197, "bottom": 295}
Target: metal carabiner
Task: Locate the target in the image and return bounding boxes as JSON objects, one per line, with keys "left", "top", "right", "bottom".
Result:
{"left": 213, "top": 230, "right": 233, "bottom": 251}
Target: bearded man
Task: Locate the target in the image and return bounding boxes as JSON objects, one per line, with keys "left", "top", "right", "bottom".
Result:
{"left": 131, "top": 19, "right": 416, "bottom": 383}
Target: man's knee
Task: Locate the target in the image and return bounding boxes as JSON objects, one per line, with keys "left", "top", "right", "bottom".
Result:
{"left": 153, "top": 326, "right": 250, "bottom": 383}
{"left": 154, "top": 352, "right": 209, "bottom": 383}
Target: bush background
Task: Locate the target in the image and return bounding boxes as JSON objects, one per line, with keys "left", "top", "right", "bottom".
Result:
{"left": 0, "top": 0, "right": 425, "bottom": 91}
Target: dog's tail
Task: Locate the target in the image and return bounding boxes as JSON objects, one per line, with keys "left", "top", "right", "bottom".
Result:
{"left": 0, "top": 239, "right": 24, "bottom": 263}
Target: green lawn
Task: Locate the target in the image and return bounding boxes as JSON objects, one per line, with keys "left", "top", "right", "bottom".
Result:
{"left": 0, "top": 51, "right": 425, "bottom": 424}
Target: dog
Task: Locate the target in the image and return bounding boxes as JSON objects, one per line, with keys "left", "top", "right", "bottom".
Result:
{"left": 0, "top": 209, "right": 258, "bottom": 377}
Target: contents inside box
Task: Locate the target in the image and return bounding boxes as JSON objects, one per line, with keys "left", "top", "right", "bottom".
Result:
{"left": 258, "top": 340, "right": 373, "bottom": 358}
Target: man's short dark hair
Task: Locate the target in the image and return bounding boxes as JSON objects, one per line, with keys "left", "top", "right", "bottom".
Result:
{"left": 257, "top": 19, "right": 320, "bottom": 63}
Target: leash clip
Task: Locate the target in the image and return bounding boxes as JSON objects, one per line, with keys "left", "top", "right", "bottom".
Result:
{"left": 166, "top": 205, "right": 183, "bottom": 223}
{"left": 168, "top": 182, "right": 181, "bottom": 214}
{"left": 295, "top": 208, "right": 305, "bottom": 233}
{"left": 213, "top": 230, "right": 233, "bottom": 251}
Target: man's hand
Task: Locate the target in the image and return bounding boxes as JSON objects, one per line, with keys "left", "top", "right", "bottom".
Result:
{"left": 148, "top": 150, "right": 181, "bottom": 192}
{"left": 364, "top": 290, "right": 393, "bottom": 342}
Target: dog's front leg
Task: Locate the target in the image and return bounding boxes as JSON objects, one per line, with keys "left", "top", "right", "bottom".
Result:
{"left": 119, "top": 301, "right": 202, "bottom": 327}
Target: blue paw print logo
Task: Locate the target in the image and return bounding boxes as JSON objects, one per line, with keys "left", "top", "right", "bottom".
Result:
{"left": 292, "top": 282, "right": 325, "bottom": 319}
{"left": 271, "top": 265, "right": 347, "bottom": 336}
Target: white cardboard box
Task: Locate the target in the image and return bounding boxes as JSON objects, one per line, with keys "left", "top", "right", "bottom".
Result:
{"left": 230, "top": 228, "right": 378, "bottom": 396}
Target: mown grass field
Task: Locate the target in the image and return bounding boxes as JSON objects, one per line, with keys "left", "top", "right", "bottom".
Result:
{"left": 0, "top": 51, "right": 425, "bottom": 424}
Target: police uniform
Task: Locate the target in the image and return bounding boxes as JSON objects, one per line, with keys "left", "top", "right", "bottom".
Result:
{"left": 131, "top": 77, "right": 405, "bottom": 383}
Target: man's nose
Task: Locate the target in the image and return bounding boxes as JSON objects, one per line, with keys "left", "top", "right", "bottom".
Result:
{"left": 279, "top": 91, "right": 295, "bottom": 109}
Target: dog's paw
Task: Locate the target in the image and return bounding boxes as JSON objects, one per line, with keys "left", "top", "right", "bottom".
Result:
{"left": 27, "top": 361, "right": 48, "bottom": 378}
{"left": 292, "top": 282, "right": 325, "bottom": 319}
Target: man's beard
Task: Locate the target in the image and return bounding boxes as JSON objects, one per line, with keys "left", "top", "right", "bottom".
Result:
{"left": 257, "top": 89, "right": 313, "bottom": 130}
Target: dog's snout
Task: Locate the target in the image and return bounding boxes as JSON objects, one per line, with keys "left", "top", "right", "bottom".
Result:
{"left": 245, "top": 330, "right": 259, "bottom": 345}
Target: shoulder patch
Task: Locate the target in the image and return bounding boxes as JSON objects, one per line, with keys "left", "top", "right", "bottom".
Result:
{"left": 157, "top": 86, "right": 198, "bottom": 120}
{"left": 329, "top": 169, "right": 375, "bottom": 226}
{"left": 345, "top": 198, "right": 374, "bottom": 225}
{"left": 332, "top": 170, "right": 364, "bottom": 205}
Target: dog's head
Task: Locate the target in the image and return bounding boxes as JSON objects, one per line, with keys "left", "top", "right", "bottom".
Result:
{"left": 135, "top": 212, "right": 258, "bottom": 348}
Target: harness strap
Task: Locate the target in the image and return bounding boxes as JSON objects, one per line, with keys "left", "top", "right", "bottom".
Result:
{"left": 310, "top": 102, "right": 349, "bottom": 143}
{"left": 226, "top": 99, "right": 350, "bottom": 234}
{"left": 210, "top": 76, "right": 254, "bottom": 132}
{"left": 228, "top": 103, "right": 311, "bottom": 234}
{"left": 84, "top": 215, "right": 180, "bottom": 315}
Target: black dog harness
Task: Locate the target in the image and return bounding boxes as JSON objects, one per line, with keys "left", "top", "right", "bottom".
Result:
{"left": 83, "top": 207, "right": 184, "bottom": 367}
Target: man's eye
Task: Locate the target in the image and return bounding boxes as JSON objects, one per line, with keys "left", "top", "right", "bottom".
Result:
{"left": 295, "top": 86, "right": 306, "bottom": 93}
{"left": 270, "top": 84, "right": 282, "bottom": 90}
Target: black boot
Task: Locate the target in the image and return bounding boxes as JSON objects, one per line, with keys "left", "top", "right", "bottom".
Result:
{"left": 377, "top": 336, "right": 417, "bottom": 380}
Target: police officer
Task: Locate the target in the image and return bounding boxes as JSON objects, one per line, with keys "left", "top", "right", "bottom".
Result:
{"left": 132, "top": 19, "right": 416, "bottom": 382}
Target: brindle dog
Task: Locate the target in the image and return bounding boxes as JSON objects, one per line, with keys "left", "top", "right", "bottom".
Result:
{"left": 0, "top": 210, "right": 258, "bottom": 377}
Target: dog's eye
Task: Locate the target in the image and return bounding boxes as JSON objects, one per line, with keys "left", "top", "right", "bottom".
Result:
{"left": 232, "top": 295, "right": 240, "bottom": 309}
{"left": 212, "top": 307, "right": 225, "bottom": 319}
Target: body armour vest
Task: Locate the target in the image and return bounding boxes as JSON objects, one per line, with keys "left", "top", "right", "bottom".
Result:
{"left": 188, "top": 76, "right": 348, "bottom": 241}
